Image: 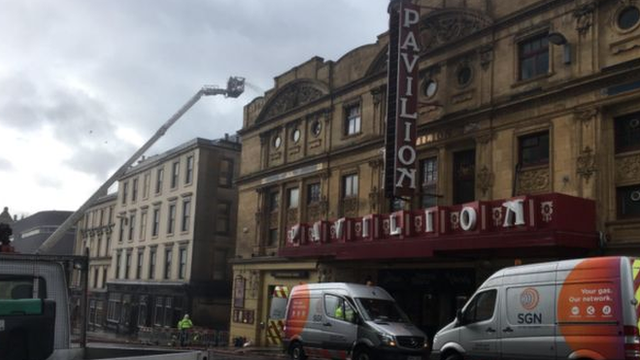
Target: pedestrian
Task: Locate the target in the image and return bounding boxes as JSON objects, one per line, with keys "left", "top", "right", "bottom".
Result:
{"left": 177, "top": 314, "right": 193, "bottom": 347}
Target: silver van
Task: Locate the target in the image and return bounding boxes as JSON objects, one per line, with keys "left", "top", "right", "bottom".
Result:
{"left": 281, "top": 282, "right": 429, "bottom": 360}
{"left": 430, "top": 256, "right": 640, "bottom": 360}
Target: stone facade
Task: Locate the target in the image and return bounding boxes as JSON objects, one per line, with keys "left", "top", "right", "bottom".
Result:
{"left": 102, "top": 137, "right": 240, "bottom": 334}
{"left": 231, "top": 0, "right": 640, "bottom": 346}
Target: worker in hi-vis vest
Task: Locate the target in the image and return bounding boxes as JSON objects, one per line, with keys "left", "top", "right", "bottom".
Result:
{"left": 177, "top": 314, "right": 193, "bottom": 347}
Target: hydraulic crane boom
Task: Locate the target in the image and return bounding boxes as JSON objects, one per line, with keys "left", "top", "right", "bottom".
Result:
{"left": 37, "top": 77, "right": 245, "bottom": 254}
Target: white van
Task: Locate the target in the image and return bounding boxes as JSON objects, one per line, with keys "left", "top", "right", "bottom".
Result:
{"left": 281, "top": 282, "right": 429, "bottom": 360}
{"left": 430, "top": 256, "right": 640, "bottom": 360}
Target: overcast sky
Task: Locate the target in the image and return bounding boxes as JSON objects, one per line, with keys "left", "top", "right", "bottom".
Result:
{"left": 0, "top": 0, "right": 389, "bottom": 218}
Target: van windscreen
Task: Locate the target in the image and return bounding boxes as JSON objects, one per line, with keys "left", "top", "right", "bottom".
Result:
{"left": 355, "top": 298, "right": 410, "bottom": 323}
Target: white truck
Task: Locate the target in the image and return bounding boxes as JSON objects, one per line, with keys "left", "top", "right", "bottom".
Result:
{"left": 0, "top": 253, "right": 208, "bottom": 360}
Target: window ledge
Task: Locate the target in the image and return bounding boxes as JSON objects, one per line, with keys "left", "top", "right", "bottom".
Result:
{"left": 511, "top": 72, "right": 555, "bottom": 89}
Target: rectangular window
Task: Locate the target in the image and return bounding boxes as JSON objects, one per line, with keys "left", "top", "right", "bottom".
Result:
{"left": 343, "top": 174, "right": 359, "bottom": 198}
{"left": 115, "top": 251, "right": 122, "bottom": 279}
{"left": 453, "top": 149, "right": 476, "bottom": 205}
{"left": 519, "top": 33, "right": 549, "bottom": 80}
{"left": 519, "top": 132, "right": 549, "bottom": 167}
{"left": 128, "top": 213, "right": 136, "bottom": 241}
{"left": 107, "top": 293, "right": 121, "bottom": 322}
{"left": 269, "top": 191, "right": 279, "bottom": 212}
{"left": 287, "top": 187, "right": 299, "bottom": 209}
{"left": 154, "top": 297, "right": 164, "bottom": 326}
{"left": 216, "top": 202, "right": 231, "bottom": 235}
{"left": 99, "top": 209, "right": 104, "bottom": 226}
{"left": 155, "top": 168, "right": 164, "bottom": 194}
{"left": 618, "top": 185, "right": 640, "bottom": 218}
{"left": 181, "top": 200, "right": 191, "bottom": 232}
{"left": 307, "top": 183, "right": 321, "bottom": 204}
{"left": 122, "top": 182, "right": 128, "bottom": 205}
{"left": 138, "top": 296, "right": 148, "bottom": 327}
{"left": 132, "top": 178, "right": 138, "bottom": 202}
{"left": 139, "top": 211, "right": 147, "bottom": 241}
{"left": 268, "top": 228, "right": 279, "bottom": 247}
{"left": 124, "top": 251, "right": 131, "bottom": 279}
{"left": 178, "top": 247, "right": 187, "bottom": 280}
{"left": 185, "top": 156, "right": 194, "bottom": 184}
{"left": 164, "top": 248, "right": 172, "bottom": 280}
{"left": 167, "top": 204, "right": 176, "bottom": 235}
{"left": 93, "top": 269, "right": 99, "bottom": 289}
{"left": 102, "top": 268, "right": 107, "bottom": 289}
{"left": 615, "top": 112, "right": 640, "bottom": 153}
{"left": 345, "top": 104, "right": 361, "bottom": 136}
{"left": 97, "top": 237, "right": 102, "bottom": 257}
{"left": 152, "top": 208, "right": 160, "bottom": 237}
{"left": 136, "top": 250, "right": 143, "bottom": 280}
{"left": 143, "top": 173, "right": 151, "bottom": 199}
{"left": 164, "top": 297, "right": 173, "bottom": 327}
{"left": 421, "top": 157, "right": 438, "bottom": 208}
{"left": 118, "top": 216, "right": 125, "bottom": 242}
{"left": 219, "top": 159, "right": 234, "bottom": 187}
{"left": 149, "top": 248, "right": 157, "bottom": 280}
{"left": 171, "top": 161, "right": 180, "bottom": 189}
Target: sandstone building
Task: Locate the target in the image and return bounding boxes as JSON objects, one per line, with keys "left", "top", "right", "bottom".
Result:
{"left": 231, "top": 0, "right": 640, "bottom": 345}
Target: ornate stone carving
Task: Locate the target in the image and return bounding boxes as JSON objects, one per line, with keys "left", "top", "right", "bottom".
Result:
{"left": 368, "top": 159, "right": 384, "bottom": 169}
{"left": 420, "top": 10, "right": 493, "bottom": 51}
{"left": 269, "top": 212, "right": 279, "bottom": 228}
{"left": 369, "top": 186, "right": 381, "bottom": 213}
{"left": 574, "top": 107, "right": 599, "bottom": 123}
{"left": 518, "top": 168, "right": 550, "bottom": 194}
{"left": 307, "top": 203, "right": 321, "bottom": 223}
{"left": 286, "top": 208, "right": 298, "bottom": 226}
{"left": 479, "top": 44, "right": 493, "bottom": 70}
{"left": 477, "top": 166, "right": 494, "bottom": 196}
{"left": 573, "top": 2, "right": 596, "bottom": 35}
{"left": 616, "top": 153, "right": 640, "bottom": 183}
{"left": 341, "top": 198, "right": 358, "bottom": 218}
{"left": 371, "top": 87, "right": 384, "bottom": 106}
{"left": 261, "top": 83, "right": 324, "bottom": 121}
{"left": 577, "top": 146, "right": 597, "bottom": 183}
{"left": 475, "top": 132, "right": 494, "bottom": 145}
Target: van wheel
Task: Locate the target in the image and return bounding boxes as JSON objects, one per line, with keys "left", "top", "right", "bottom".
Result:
{"left": 352, "top": 347, "right": 373, "bottom": 360}
{"left": 444, "top": 353, "right": 462, "bottom": 360}
{"left": 291, "top": 342, "right": 306, "bottom": 360}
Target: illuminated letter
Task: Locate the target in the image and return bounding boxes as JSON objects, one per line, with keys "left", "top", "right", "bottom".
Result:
{"left": 400, "top": 32, "right": 420, "bottom": 52}
{"left": 425, "top": 209, "right": 436, "bottom": 233}
{"left": 362, "top": 217, "right": 370, "bottom": 237}
{"left": 311, "top": 221, "right": 321, "bottom": 242}
{"left": 335, "top": 218, "right": 345, "bottom": 238}
{"left": 400, "top": 98, "right": 418, "bottom": 119}
{"left": 395, "top": 168, "right": 417, "bottom": 189}
{"left": 503, "top": 199, "right": 525, "bottom": 227}
{"left": 401, "top": 53, "right": 419, "bottom": 73}
{"left": 390, "top": 213, "right": 402, "bottom": 235}
{"left": 460, "top": 207, "right": 477, "bottom": 231}
{"left": 403, "top": 7, "right": 420, "bottom": 28}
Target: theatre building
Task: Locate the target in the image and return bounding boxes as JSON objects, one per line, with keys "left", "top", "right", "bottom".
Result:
{"left": 230, "top": 0, "right": 640, "bottom": 345}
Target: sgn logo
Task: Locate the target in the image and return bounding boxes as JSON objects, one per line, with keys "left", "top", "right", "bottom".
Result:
{"left": 520, "top": 288, "right": 540, "bottom": 310}
{"left": 518, "top": 288, "right": 543, "bottom": 324}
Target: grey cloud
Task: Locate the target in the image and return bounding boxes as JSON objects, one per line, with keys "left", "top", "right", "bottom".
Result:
{"left": 0, "top": 158, "right": 13, "bottom": 172}
{"left": 35, "top": 175, "right": 63, "bottom": 189}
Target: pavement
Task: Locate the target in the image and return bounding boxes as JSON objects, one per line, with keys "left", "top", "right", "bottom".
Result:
{"left": 85, "top": 330, "right": 287, "bottom": 359}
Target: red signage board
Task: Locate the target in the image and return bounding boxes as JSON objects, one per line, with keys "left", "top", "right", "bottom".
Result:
{"left": 281, "top": 193, "right": 598, "bottom": 260}
{"left": 385, "top": 0, "right": 420, "bottom": 198}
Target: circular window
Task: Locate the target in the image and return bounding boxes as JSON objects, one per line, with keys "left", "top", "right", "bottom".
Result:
{"left": 618, "top": 6, "right": 640, "bottom": 30}
{"left": 291, "top": 128, "right": 301, "bottom": 143}
{"left": 423, "top": 79, "right": 438, "bottom": 98}
{"left": 631, "top": 190, "right": 640, "bottom": 202}
{"left": 457, "top": 66, "right": 472, "bottom": 87}
{"left": 273, "top": 135, "right": 282, "bottom": 149}
{"left": 630, "top": 118, "right": 640, "bottom": 128}
{"left": 311, "top": 121, "right": 322, "bottom": 137}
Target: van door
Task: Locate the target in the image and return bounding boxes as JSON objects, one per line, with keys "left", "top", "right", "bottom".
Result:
{"left": 458, "top": 289, "right": 500, "bottom": 360}
{"left": 500, "top": 284, "right": 556, "bottom": 360}
{"left": 320, "top": 294, "right": 357, "bottom": 358}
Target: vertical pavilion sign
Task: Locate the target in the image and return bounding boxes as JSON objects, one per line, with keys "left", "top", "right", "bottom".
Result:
{"left": 385, "top": 0, "right": 420, "bottom": 199}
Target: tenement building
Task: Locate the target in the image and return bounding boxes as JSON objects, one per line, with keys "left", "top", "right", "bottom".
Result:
{"left": 230, "top": 0, "right": 640, "bottom": 345}
{"left": 73, "top": 192, "right": 117, "bottom": 331}
{"left": 107, "top": 136, "right": 240, "bottom": 334}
